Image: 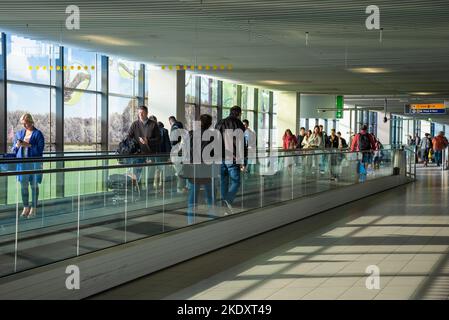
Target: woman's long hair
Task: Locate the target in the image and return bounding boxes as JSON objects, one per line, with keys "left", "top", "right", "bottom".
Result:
{"left": 283, "top": 129, "right": 293, "bottom": 139}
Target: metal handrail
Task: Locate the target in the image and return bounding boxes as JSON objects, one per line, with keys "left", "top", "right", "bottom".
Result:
{"left": 0, "top": 148, "right": 398, "bottom": 177}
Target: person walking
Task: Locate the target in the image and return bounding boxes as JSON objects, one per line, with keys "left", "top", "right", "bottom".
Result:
{"left": 183, "top": 114, "right": 216, "bottom": 225}
{"left": 12, "top": 113, "right": 45, "bottom": 219}
{"left": 432, "top": 131, "right": 449, "bottom": 167}
{"left": 420, "top": 133, "right": 432, "bottom": 167}
{"left": 169, "top": 115, "right": 188, "bottom": 193}
{"left": 215, "top": 105, "right": 247, "bottom": 214}
{"left": 350, "top": 125, "right": 376, "bottom": 182}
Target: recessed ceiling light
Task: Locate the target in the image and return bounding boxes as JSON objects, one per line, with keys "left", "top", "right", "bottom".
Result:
{"left": 348, "top": 67, "right": 391, "bottom": 74}
{"left": 409, "top": 92, "right": 437, "bottom": 96}
{"left": 261, "top": 80, "right": 295, "bottom": 85}
{"left": 79, "top": 35, "right": 139, "bottom": 46}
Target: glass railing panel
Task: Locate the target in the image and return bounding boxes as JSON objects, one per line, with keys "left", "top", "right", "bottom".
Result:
{"left": 151, "top": 159, "right": 190, "bottom": 230}
{"left": 240, "top": 156, "right": 263, "bottom": 213}
{"left": 15, "top": 170, "right": 79, "bottom": 274}
{"left": 0, "top": 148, "right": 406, "bottom": 278}
{"left": 79, "top": 165, "right": 127, "bottom": 254}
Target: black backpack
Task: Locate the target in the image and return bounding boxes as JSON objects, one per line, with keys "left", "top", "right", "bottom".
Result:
{"left": 359, "top": 133, "right": 371, "bottom": 151}
{"left": 117, "top": 136, "right": 140, "bottom": 155}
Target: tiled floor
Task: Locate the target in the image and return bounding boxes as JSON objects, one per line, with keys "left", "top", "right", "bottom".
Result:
{"left": 92, "top": 166, "right": 449, "bottom": 300}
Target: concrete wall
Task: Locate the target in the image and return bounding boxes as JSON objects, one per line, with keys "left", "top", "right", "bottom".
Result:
{"left": 276, "top": 91, "right": 299, "bottom": 145}
{"left": 148, "top": 69, "right": 185, "bottom": 126}
{"left": 300, "top": 94, "right": 336, "bottom": 119}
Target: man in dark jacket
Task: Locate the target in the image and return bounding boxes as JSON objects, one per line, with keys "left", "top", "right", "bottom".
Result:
{"left": 215, "top": 105, "right": 247, "bottom": 214}
{"left": 127, "top": 106, "right": 161, "bottom": 183}
{"left": 149, "top": 116, "right": 171, "bottom": 153}
{"left": 128, "top": 106, "right": 160, "bottom": 154}
{"left": 296, "top": 127, "right": 306, "bottom": 149}
{"left": 169, "top": 116, "right": 184, "bottom": 146}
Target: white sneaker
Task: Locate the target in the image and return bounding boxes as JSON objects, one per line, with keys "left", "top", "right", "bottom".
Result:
{"left": 21, "top": 207, "right": 30, "bottom": 218}
{"left": 223, "top": 200, "right": 234, "bottom": 215}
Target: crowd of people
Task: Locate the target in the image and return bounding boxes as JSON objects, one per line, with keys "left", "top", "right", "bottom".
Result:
{"left": 282, "top": 124, "right": 384, "bottom": 181}
{"left": 409, "top": 132, "right": 449, "bottom": 167}
{"left": 11, "top": 105, "right": 447, "bottom": 224}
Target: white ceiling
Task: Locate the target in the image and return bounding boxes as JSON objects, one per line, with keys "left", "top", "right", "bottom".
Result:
{"left": 1, "top": 0, "right": 449, "bottom": 118}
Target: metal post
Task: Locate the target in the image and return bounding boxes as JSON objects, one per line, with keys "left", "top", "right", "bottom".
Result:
{"left": 55, "top": 46, "right": 65, "bottom": 198}
{"left": 101, "top": 56, "right": 109, "bottom": 151}
{"left": 0, "top": 33, "right": 7, "bottom": 205}
{"left": 217, "top": 80, "right": 223, "bottom": 122}
{"left": 0, "top": 33, "right": 6, "bottom": 154}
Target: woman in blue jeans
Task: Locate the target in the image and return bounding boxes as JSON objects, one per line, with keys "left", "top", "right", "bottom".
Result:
{"left": 12, "top": 113, "right": 45, "bottom": 219}
{"left": 183, "top": 114, "right": 216, "bottom": 225}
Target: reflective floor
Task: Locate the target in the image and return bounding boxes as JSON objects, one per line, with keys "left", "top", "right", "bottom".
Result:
{"left": 92, "top": 166, "right": 449, "bottom": 300}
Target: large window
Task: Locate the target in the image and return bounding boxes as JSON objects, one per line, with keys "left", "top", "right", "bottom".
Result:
{"left": 109, "top": 96, "right": 139, "bottom": 146}
{"left": 223, "top": 82, "right": 237, "bottom": 109}
{"left": 108, "top": 57, "right": 140, "bottom": 148}
{"left": 241, "top": 85, "right": 256, "bottom": 132}
{"left": 185, "top": 72, "right": 196, "bottom": 104}
{"left": 7, "top": 34, "right": 57, "bottom": 86}
{"left": 6, "top": 83, "right": 56, "bottom": 151}
{"left": 6, "top": 35, "right": 58, "bottom": 151}
{"left": 63, "top": 47, "right": 102, "bottom": 150}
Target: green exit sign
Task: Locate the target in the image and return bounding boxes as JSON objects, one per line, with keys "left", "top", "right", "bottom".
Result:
{"left": 336, "top": 95, "right": 344, "bottom": 119}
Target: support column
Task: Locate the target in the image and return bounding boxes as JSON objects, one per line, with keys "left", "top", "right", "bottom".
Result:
{"left": 296, "top": 92, "right": 301, "bottom": 136}
{"left": 55, "top": 46, "right": 65, "bottom": 198}
{"left": 269, "top": 91, "right": 274, "bottom": 148}
{"left": 253, "top": 88, "right": 259, "bottom": 147}
{"left": 277, "top": 91, "right": 299, "bottom": 147}
{"left": 137, "top": 64, "right": 145, "bottom": 107}
{"left": 101, "top": 56, "right": 109, "bottom": 151}
{"left": 0, "top": 33, "right": 7, "bottom": 205}
{"left": 217, "top": 80, "right": 223, "bottom": 122}
{"left": 0, "top": 33, "right": 6, "bottom": 154}
{"left": 55, "top": 47, "right": 65, "bottom": 153}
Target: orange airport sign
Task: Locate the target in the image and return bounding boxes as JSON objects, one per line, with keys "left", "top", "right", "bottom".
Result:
{"left": 406, "top": 103, "right": 446, "bottom": 114}
{"left": 410, "top": 103, "right": 445, "bottom": 110}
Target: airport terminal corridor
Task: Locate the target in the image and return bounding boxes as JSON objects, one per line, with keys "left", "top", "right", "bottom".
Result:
{"left": 1, "top": 0, "right": 449, "bottom": 303}
{"left": 92, "top": 167, "right": 449, "bottom": 300}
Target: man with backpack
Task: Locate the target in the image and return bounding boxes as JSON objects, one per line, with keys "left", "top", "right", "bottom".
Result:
{"left": 432, "top": 131, "right": 449, "bottom": 167}
{"left": 351, "top": 125, "right": 376, "bottom": 181}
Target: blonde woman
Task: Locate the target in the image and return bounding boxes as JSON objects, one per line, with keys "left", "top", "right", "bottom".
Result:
{"left": 12, "top": 113, "right": 45, "bottom": 219}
